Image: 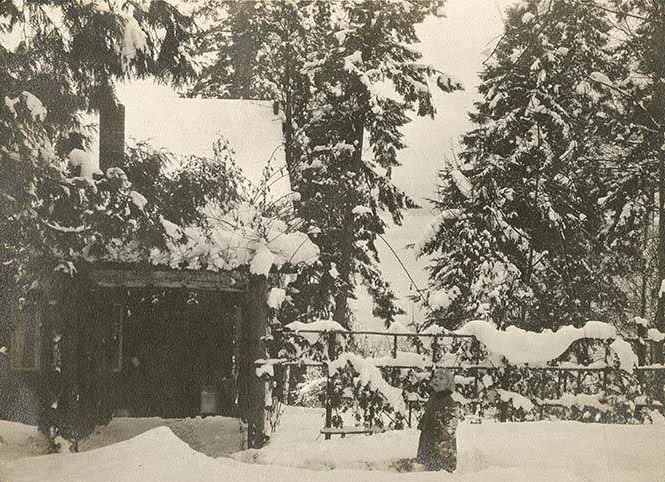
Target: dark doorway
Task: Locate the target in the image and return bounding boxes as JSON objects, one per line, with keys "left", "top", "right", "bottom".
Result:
{"left": 114, "top": 290, "right": 238, "bottom": 418}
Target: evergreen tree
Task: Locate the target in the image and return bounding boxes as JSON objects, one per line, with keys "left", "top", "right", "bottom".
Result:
{"left": 610, "top": 0, "right": 665, "bottom": 331}
{"left": 0, "top": 0, "right": 196, "bottom": 344}
{"left": 191, "top": 0, "right": 459, "bottom": 327}
{"left": 0, "top": 1, "right": 195, "bottom": 126}
{"left": 579, "top": 1, "right": 665, "bottom": 328}
{"left": 420, "top": 0, "right": 623, "bottom": 330}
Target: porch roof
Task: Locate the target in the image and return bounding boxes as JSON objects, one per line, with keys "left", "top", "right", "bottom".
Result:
{"left": 87, "top": 265, "right": 247, "bottom": 292}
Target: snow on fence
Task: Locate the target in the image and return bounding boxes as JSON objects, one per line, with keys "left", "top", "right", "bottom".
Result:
{"left": 256, "top": 320, "right": 665, "bottom": 438}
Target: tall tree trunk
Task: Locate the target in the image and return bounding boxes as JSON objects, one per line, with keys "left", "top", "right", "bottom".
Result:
{"left": 640, "top": 185, "right": 654, "bottom": 318}
{"left": 655, "top": 137, "right": 665, "bottom": 333}
{"left": 333, "top": 210, "right": 354, "bottom": 328}
{"left": 333, "top": 114, "right": 365, "bottom": 328}
{"left": 282, "top": 43, "right": 297, "bottom": 191}
{"left": 522, "top": 123, "right": 542, "bottom": 325}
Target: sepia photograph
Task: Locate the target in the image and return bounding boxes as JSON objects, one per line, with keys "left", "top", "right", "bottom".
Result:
{"left": 1, "top": 0, "right": 664, "bottom": 480}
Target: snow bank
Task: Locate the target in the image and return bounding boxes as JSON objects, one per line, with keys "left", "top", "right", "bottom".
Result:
{"left": 3, "top": 433, "right": 587, "bottom": 482}
{"left": 78, "top": 416, "right": 245, "bottom": 457}
{"left": 0, "top": 420, "right": 49, "bottom": 463}
{"left": 234, "top": 428, "right": 420, "bottom": 471}
{"left": 3, "top": 427, "right": 227, "bottom": 482}
{"left": 455, "top": 320, "right": 618, "bottom": 366}
{"left": 234, "top": 407, "right": 665, "bottom": 481}
{"left": 5, "top": 411, "right": 665, "bottom": 481}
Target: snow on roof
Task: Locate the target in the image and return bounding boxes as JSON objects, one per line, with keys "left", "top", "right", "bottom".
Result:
{"left": 107, "top": 81, "right": 290, "bottom": 199}
{"left": 96, "top": 201, "right": 319, "bottom": 275}
{"left": 71, "top": 82, "right": 319, "bottom": 274}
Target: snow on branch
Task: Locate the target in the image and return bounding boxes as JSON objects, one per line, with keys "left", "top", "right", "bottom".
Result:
{"left": 539, "top": 393, "right": 610, "bottom": 413}
{"left": 285, "top": 320, "right": 347, "bottom": 344}
{"left": 142, "top": 202, "right": 319, "bottom": 275}
{"left": 329, "top": 352, "right": 406, "bottom": 415}
{"left": 496, "top": 389, "right": 534, "bottom": 412}
{"left": 267, "top": 287, "right": 287, "bottom": 309}
{"left": 414, "top": 209, "right": 463, "bottom": 255}
{"left": 450, "top": 169, "right": 473, "bottom": 199}
{"left": 455, "top": 320, "right": 623, "bottom": 367}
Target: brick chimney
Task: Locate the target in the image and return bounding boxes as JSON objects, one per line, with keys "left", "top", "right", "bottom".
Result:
{"left": 99, "top": 102, "right": 125, "bottom": 173}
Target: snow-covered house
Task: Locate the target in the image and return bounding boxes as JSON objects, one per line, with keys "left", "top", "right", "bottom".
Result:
{"left": 7, "top": 92, "right": 314, "bottom": 449}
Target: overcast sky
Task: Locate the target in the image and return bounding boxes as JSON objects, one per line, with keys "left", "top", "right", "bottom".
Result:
{"left": 117, "top": 0, "right": 516, "bottom": 329}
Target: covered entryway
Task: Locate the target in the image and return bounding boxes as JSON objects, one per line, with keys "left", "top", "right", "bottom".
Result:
{"left": 111, "top": 289, "right": 239, "bottom": 419}
{"left": 9, "top": 265, "right": 269, "bottom": 448}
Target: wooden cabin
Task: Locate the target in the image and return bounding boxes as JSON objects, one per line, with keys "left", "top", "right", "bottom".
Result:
{"left": 6, "top": 95, "right": 290, "bottom": 449}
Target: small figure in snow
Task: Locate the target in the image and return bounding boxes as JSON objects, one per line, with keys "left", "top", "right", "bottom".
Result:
{"left": 416, "top": 368, "right": 458, "bottom": 472}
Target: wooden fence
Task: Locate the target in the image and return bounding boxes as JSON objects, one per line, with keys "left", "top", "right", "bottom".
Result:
{"left": 262, "top": 328, "right": 665, "bottom": 439}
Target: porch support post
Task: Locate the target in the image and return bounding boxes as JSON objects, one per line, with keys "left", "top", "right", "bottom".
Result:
{"left": 243, "top": 274, "right": 269, "bottom": 448}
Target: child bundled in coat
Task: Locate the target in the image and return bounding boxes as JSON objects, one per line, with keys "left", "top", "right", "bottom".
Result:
{"left": 416, "top": 368, "right": 458, "bottom": 472}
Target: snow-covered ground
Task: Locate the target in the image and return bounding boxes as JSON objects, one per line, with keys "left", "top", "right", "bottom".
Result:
{"left": 2, "top": 406, "right": 665, "bottom": 481}
{"left": 0, "top": 420, "right": 48, "bottom": 464}
{"left": 1, "top": 426, "right": 577, "bottom": 482}
{"left": 79, "top": 416, "right": 245, "bottom": 457}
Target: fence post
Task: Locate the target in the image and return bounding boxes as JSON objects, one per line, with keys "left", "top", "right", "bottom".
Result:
{"left": 392, "top": 335, "right": 398, "bottom": 359}
{"left": 637, "top": 322, "right": 647, "bottom": 366}
{"left": 472, "top": 337, "right": 481, "bottom": 365}
{"left": 432, "top": 335, "right": 439, "bottom": 364}
{"left": 324, "top": 331, "right": 336, "bottom": 440}
{"left": 576, "top": 371, "right": 582, "bottom": 395}
{"left": 603, "top": 368, "right": 608, "bottom": 392}
{"left": 408, "top": 399, "right": 413, "bottom": 428}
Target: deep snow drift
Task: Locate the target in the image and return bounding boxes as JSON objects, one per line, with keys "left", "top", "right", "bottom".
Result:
{"left": 1, "top": 426, "right": 585, "bottom": 482}
{"left": 2, "top": 407, "right": 665, "bottom": 481}
{"left": 232, "top": 407, "right": 665, "bottom": 480}
{"left": 79, "top": 416, "right": 245, "bottom": 457}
